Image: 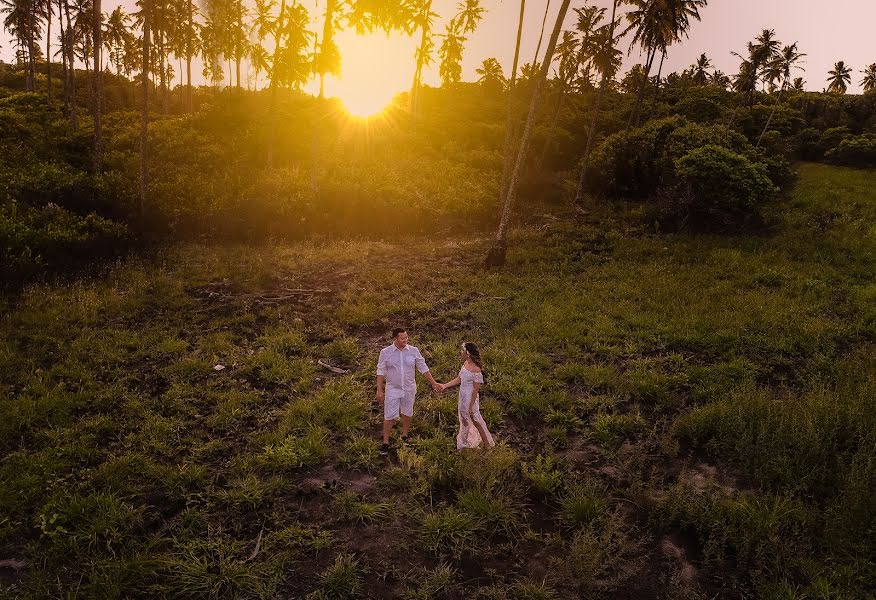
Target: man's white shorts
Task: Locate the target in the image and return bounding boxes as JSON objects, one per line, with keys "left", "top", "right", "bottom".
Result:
{"left": 384, "top": 390, "right": 415, "bottom": 420}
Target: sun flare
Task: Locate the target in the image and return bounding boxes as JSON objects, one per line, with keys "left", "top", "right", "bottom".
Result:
{"left": 322, "top": 31, "right": 417, "bottom": 118}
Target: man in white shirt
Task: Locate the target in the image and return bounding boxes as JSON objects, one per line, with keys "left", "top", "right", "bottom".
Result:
{"left": 376, "top": 327, "right": 442, "bottom": 453}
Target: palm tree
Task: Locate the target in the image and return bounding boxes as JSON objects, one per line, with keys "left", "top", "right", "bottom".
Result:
{"left": 314, "top": 0, "right": 340, "bottom": 98}
{"left": 860, "top": 63, "right": 876, "bottom": 93}
{"left": 92, "top": 0, "right": 102, "bottom": 171}
{"left": 498, "top": 0, "right": 525, "bottom": 211}
{"left": 573, "top": 4, "right": 607, "bottom": 90}
{"left": 536, "top": 29, "right": 580, "bottom": 169}
{"left": 455, "top": 0, "right": 483, "bottom": 33}
{"left": 573, "top": 0, "right": 622, "bottom": 204}
{"left": 409, "top": 0, "right": 437, "bottom": 115}
{"left": 227, "top": 0, "right": 248, "bottom": 89}
{"left": 438, "top": 18, "right": 465, "bottom": 86}
{"left": 1, "top": 0, "right": 43, "bottom": 91}
{"left": 475, "top": 56, "right": 504, "bottom": 91}
{"left": 140, "top": 0, "right": 151, "bottom": 211}
{"left": 103, "top": 6, "right": 130, "bottom": 78}
{"left": 624, "top": 0, "right": 707, "bottom": 127}
{"left": 438, "top": 0, "right": 483, "bottom": 87}
{"left": 249, "top": 42, "right": 269, "bottom": 88}
{"left": 756, "top": 42, "right": 805, "bottom": 148}
{"left": 690, "top": 52, "right": 710, "bottom": 85}
{"left": 827, "top": 60, "right": 852, "bottom": 94}
{"left": 709, "top": 68, "right": 729, "bottom": 89}
{"left": 790, "top": 76, "right": 804, "bottom": 91}
{"left": 42, "top": 0, "right": 52, "bottom": 102}
{"left": 486, "top": 0, "right": 573, "bottom": 267}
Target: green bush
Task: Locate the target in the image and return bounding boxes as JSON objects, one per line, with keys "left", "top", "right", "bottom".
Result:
{"left": 1, "top": 200, "right": 129, "bottom": 283}
{"left": 584, "top": 117, "right": 784, "bottom": 232}
{"left": 668, "top": 145, "right": 779, "bottom": 231}
{"left": 825, "top": 134, "right": 876, "bottom": 168}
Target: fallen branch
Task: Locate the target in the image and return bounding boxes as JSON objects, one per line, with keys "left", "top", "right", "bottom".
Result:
{"left": 318, "top": 359, "right": 350, "bottom": 374}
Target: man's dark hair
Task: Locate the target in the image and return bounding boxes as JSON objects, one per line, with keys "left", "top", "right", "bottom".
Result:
{"left": 392, "top": 327, "right": 407, "bottom": 338}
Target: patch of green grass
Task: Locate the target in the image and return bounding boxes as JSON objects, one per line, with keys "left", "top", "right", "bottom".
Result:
{"left": 260, "top": 427, "right": 329, "bottom": 472}
{"left": 420, "top": 506, "right": 479, "bottom": 558}
{"left": 307, "top": 553, "right": 364, "bottom": 599}
{"left": 161, "top": 536, "right": 282, "bottom": 600}
{"left": 257, "top": 327, "right": 308, "bottom": 356}
{"left": 559, "top": 483, "right": 607, "bottom": 529}
{"left": 338, "top": 434, "right": 379, "bottom": 470}
{"left": 333, "top": 492, "right": 390, "bottom": 524}
{"left": 270, "top": 379, "right": 368, "bottom": 438}
{"left": 456, "top": 487, "right": 518, "bottom": 534}
{"left": 265, "top": 524, "right": 333, "bottom": 555}
{"left": 521, "top": 454, "right": 563, "bottom": 498}
{"left": 322, "top": 337, "right": 360, "bottom": 364}
{"left": 242, "top": 349, "right": 315, "bottom": 389}
{"left": 591, "top": 412, "right": 649, "bottom": 447}
{"left": 403, "top": 564, "right": 456, "bottom": 600}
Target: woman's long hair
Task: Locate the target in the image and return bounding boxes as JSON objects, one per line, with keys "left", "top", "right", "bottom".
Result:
{"left": 463, "top": 342, "right": 486, "bottom": 382}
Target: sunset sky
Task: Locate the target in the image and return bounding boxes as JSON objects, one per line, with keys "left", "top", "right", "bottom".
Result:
{"left": 2, "top": 0, "right": 874, "bottom": 96}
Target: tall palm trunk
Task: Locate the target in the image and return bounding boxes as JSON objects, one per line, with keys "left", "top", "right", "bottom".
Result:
{"left": 64, "top": 0, "right": 77, "bottom": 128}
{"left": 757, "top": 78, "right": 786, "bottom": 148}
{"left": 140, "top": 0, "right": 151, "bottom": 212}
{"left": 627, "top": 45, "right": 656, "bottom": 129}
{"left": 531, "top": 0, "right": 550, "bottom": 65}
{"left": 410, "top": 0, "right": 433, "bottom": 116}
{"left": 648, "top": 49, "right": 665, "bottom": 115}
{"left": 536, "top": 77, "right": 569, "bottom": 171}
{"left": 486, "top": 0, "right": 572, "bottom": 268}
{"left": 574, "top": 0, "right": 619, "bottom": 204}
{"left": 498, "top": 0, "right": 526, "bottom": 203}
{"left": 46, "top": 0, "right": 53, "bottom": 103}
{"left": 92, "top": 0, "right": 102, "bottom": 172}
{"left": 235, "top": 4, "right": 242, "bottom": 89}
{"left": 266, "top": 0, "right": 288, "bottom": 167}
{"left": 186, "top": 0, "right": 193, "bottom": 111}
{"left": 27, "top": 3, "right": 37, "bottom": 91}
{"left": 59, "top": 0, "right": 68, "bottom": 115}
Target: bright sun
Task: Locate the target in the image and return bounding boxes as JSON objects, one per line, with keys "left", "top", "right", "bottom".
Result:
{"left": 322, "top": 31, "right": 417, "bottom": 118}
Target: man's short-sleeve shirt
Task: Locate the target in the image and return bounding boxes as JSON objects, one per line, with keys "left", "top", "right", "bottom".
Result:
{"left": 376, "top": 344, "right": 429, "bottom": 394}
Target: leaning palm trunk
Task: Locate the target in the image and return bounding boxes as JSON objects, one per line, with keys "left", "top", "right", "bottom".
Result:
{"left": 486, "top": 0, "right": 573, "bottom": 268}
{"left": 574, "top": 0, "right": 619, "bottom": 204}
{"left": 92, "top": 0, "right": 102, "bottom": 172}
{"left": 756, "top": 78, "right": 786, "bottom": 149}
{"left": 498, "top": 0, "right": 526, "bottom": 203}
{"left": 648, "top": 49, "right": 665, "bottom": 115}
{"left": 140, "top": 0, "right": 152, "bottom": 212}
{"left": 531, "top": 0, "right": 550, "bottom": 65}
{"left": 627, "top": 45, "right": 656, "bottom": 130}
{"left": 536, "top": 79, "right": 570, "bottom": 171}
{"left": 46, "top": 2, "right": 52, "bottom": 104}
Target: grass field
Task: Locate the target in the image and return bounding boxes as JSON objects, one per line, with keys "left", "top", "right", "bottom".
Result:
{"left": 1, "top": 163, "right": 874, "bottom": 599}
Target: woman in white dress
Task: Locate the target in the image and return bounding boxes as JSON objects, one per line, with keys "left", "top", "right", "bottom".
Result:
{"left": 441, "top": 342, "right": 495, "bottom": 450}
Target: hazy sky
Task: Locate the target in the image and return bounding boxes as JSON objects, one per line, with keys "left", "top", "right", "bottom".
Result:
{"left": 2, "top": 0, "right": 874, "bottom": 96}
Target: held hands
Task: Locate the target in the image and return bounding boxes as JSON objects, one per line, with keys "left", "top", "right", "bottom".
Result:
{"left": 431, "top": 381, "right": 444, "bottom": 393}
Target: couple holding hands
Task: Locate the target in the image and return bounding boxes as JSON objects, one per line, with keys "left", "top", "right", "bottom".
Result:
{"left": 375, "top": 328, "right": 495, "bottom": 455}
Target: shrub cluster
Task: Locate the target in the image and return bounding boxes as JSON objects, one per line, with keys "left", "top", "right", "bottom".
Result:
{"left": 584, "top": 116, "right": 784, "bottom": 231}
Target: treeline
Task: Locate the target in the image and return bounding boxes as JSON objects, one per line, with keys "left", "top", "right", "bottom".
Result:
{"left": 2, "top": 0, "right": 876, "bottom": 285}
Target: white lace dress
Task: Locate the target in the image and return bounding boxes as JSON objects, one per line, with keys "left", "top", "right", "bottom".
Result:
{"left": 456, "top": 367, "right": 495, "bottom": 449}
